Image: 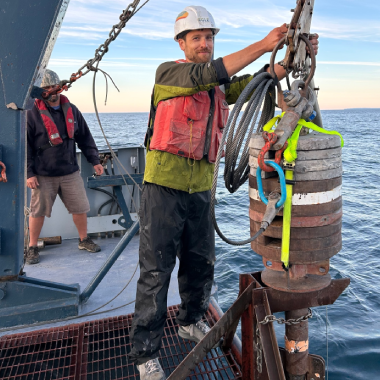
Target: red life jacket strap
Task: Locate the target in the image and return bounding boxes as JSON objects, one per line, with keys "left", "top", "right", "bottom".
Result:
{"left": 34, "top": 95, "right": 75, "bottom": 147}
{"left": 60, "top": 95, "right": 75, "bottom": 139}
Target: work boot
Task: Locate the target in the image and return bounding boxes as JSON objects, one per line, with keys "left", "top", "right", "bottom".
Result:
{"left": 178, "top": 320, "right": 220, "bottom": 348}
{"left": 25, "top": 246, "right": 40, "bottom": 265}
{"left": 137, "top": 358, "right": 166, "bottom": 380}
{"left": 78, "top": 236, "right": 101, "bottom": 253}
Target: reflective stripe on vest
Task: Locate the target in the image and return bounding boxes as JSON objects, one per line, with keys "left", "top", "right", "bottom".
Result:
{"left": 35, "top": 95, "right": 75, "bottom": 146}
{"left": 150, "top": 61, "right": 229, "bottom": 163}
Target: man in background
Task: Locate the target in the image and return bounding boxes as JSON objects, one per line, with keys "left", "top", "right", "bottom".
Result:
{"left": 26, "top": 69, "right": 104, "bottom": 264}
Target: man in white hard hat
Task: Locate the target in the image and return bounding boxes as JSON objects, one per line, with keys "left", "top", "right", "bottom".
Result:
{"left": 129, "top": 6, "right": 319, "bottom": 379}
{"left": 26, "top": 69, "right": 104, "bottom": 264}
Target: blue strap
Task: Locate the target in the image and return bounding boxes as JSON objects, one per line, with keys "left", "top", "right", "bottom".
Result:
{"left": 256, "top": 161, "right": 287, "bottom": 208}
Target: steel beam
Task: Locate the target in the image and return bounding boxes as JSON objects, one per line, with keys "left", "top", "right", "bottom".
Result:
{"left": 86, "top": 173, "right": 144, "bottom": 188}
{"left": 80, "top": 220, "right": 140, "bottom": 303}
{"left": 255, "top": 291, "right": 286, "bottom": 380}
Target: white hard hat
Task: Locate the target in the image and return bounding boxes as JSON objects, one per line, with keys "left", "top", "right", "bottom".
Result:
{"left": 174, "top": 6, "right": 220, "bottom": 41}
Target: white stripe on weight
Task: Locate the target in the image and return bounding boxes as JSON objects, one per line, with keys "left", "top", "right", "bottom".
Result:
{"left": 249, "top": 185, "right": 342, "bottom": 205}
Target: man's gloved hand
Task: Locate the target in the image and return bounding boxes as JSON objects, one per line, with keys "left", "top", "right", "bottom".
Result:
{"left": 93, "top": 164, "right": 104, "bottom": 176}
{"left": 27, "top": 176, "right": 39, "bottom": 189}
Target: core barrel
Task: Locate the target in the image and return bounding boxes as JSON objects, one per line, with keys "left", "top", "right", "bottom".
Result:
{"left": 249, "top": 133, "right": 342, "bottom": 292}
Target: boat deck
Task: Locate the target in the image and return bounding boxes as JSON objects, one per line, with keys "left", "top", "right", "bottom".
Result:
{"left": 0, "top": 236, "right": 242, "bottom": 379}
{"left": 0, "top": 305, "right": 242, "bottom": 380}
{"left": 0, "top": 235, "right": 181, "bottom": 335}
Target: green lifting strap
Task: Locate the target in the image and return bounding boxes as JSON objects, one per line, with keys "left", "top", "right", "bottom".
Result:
{"left": 281, "top": 166, "right": 293, "bottom": 268}
{"left": 263, "top": 112, "right": 344, "bottom": 163}
{"left": 262, "top": 112, "right": 344, "bottom": 268}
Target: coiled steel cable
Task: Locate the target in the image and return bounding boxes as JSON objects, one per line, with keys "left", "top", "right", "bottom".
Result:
{"left": 211, "top": 72, "right": 277, "bottom": 245}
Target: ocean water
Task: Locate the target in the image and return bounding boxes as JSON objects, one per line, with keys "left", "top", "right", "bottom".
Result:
{"left": 84, "top": 109, "right": 380, "bottom": 380}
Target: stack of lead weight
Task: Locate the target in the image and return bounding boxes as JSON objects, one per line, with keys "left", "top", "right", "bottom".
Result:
{"left": 249, "top": 133, "right": 342, "bottom": 292}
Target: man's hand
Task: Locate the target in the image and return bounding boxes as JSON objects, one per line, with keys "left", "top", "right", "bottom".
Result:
{"left": 307, "top": 34, "right": 319, "bottom": 56}
{"left": 27, "top": 176, "right": 39, "bottom": 189}
{"left": 262, "top": 24, "right": 288, "bottom": 53}
{"left": 93, "top": 164, "right": 104, "bottom": 176}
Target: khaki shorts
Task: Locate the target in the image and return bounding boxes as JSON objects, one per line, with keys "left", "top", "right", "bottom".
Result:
{"left": 30, "top": 171, "right": 90, "bottom": 218}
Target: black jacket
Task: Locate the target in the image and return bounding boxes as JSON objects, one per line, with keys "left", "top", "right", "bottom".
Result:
{"left": 27, "top": 100, "right": 100, "bottom": 178}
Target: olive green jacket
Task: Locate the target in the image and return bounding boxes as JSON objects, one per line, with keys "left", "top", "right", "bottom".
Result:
{"left": 144, "top": 58, "right": 268, "bottom": 193}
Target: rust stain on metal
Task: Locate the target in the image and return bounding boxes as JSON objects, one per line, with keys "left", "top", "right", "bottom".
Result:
{"left": 285, "top": 336, "right": 309, "bottom": 353}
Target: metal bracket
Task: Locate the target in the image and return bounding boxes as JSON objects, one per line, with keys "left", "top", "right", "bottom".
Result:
{"left": 278, "top": 348, "right": 325, "bottom": 380}
{"left": 255, "top": 291, "right": 286, "bottom": 380}
{"left": 87, "top": 174, "right": 143, "bottom": 230}
{"left": 164, "top": 271, "right": 348, "bottom": 380}
{"left": 113, "top": 185, "right": 133, "bottom": 229}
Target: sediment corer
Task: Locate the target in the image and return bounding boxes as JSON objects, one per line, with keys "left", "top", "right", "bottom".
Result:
{"left": 249, "top": 132, "right": 342, "bottom": 292}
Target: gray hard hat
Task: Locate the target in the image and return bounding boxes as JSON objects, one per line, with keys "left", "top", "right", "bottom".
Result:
{"left": 41, "top": 69, "right": 60, "bottom": 87}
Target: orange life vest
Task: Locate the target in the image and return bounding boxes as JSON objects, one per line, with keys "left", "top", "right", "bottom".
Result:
{"left": 35, "top": 94, "right": 74, "bottom": 145}
{"left": 149, "top": 60, "right": 229, "bottom": 163}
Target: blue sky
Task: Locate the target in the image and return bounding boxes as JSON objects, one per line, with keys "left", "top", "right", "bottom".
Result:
{"left": 49, "top": 0, "right": 380, "bottom": 112}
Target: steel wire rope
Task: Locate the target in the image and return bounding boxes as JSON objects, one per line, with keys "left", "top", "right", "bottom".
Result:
{"left": 211, "top": 72, "right": 277, "bottom": 245}
{"left": 92, "top": 61, "right": 142, "bottom": 194}
{"left": 82, "top": 61, "right": 142, "bottom": 318}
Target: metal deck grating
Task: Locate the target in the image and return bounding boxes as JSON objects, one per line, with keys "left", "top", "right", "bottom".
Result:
{"left": 0, "top": 305, "right": 242, "bottom": 380}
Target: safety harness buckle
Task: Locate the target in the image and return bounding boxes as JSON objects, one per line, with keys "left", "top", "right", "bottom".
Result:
{"left": 283, "top": 160, "right": 295, "bottom": 171}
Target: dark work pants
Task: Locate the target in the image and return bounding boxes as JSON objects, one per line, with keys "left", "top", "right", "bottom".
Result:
{"left": 128, "top": 183, "right": 215, "bottom": 365}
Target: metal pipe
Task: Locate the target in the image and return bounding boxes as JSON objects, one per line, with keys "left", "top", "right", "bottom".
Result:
{"left": 38, "top": 236, "right": 62, "bottom": 245}
{"left": 80, "top": 220, "right": 140, "bottom": 303}
{"left": 37, "top": 240, "right": 45, "bottom": 250}
{"left": 284, "top": 308, "right": 309, "bottom": 379}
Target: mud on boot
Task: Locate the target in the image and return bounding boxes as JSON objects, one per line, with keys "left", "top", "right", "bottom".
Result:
{"left": 78, "top": 236, "right": 101, "bottom": 253}
{"left": 25, "top": 246, "right": 40, "bottom": 265}
{"left": 178, "top": 320, "right": 220, "bottom": 348}
{"left": 137, "top": 358, "right": 166, "bottom": 380}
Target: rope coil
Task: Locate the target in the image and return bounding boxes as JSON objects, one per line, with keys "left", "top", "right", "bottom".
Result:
{"left": 211, "top": 72, "right": 276, "bottom": 245}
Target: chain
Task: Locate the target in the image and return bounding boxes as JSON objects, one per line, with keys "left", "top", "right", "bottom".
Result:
{"left": 259, "top": 308, "right": 312, "bottom": 325}
{"left": 42, "top": 0, "right": 148, "bottom": 100}
{"left": 255, "top": 327, "right": 263, "bottom": 373}
{"left": 74, "top": 0, "right": 141, "bottom": 79}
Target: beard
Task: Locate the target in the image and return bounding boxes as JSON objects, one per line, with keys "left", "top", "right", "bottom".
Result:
{"left": 186, "top": 48, "right": 213, "bottom": 63}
